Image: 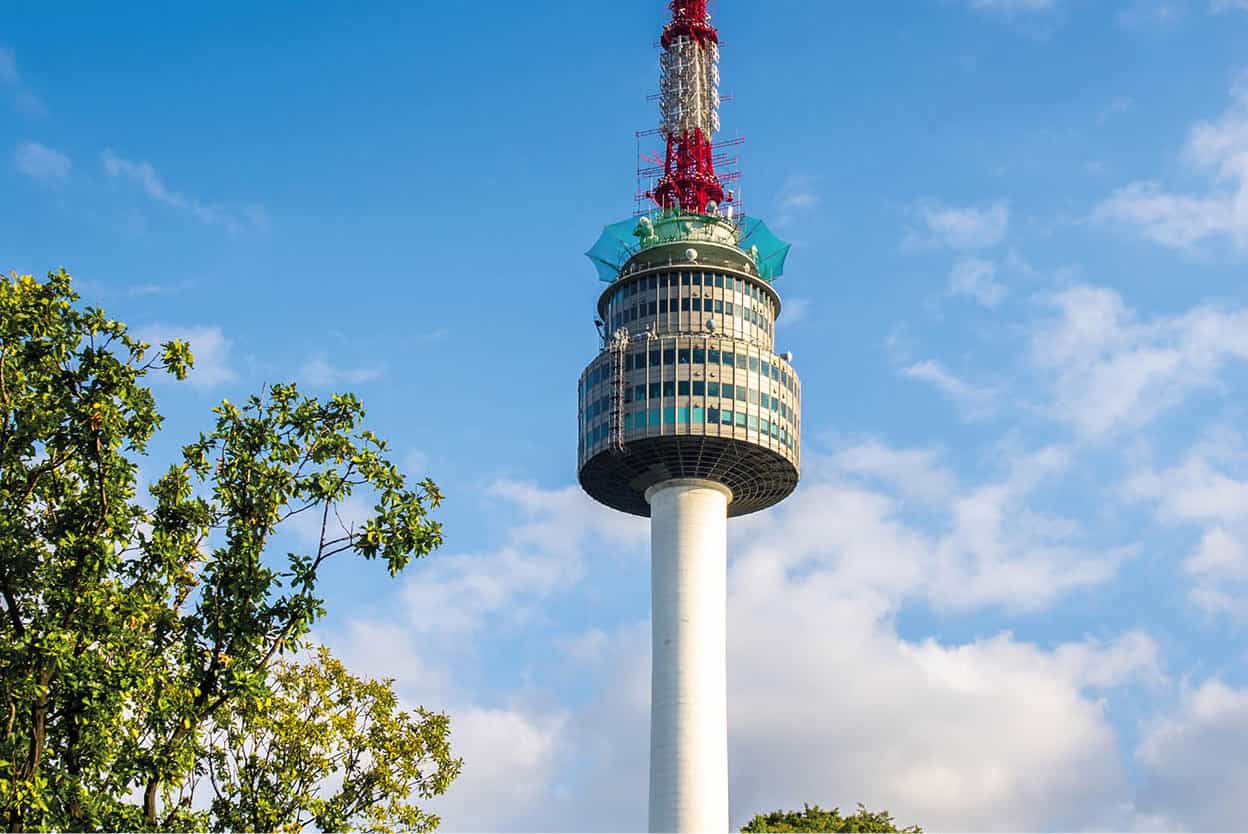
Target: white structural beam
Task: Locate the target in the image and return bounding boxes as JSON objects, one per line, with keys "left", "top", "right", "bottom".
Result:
{"left": 646, "top": 478, "right": 731, "bottom": 833}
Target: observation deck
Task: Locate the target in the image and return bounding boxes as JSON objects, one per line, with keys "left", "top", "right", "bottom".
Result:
{"left": 577, "top": 212, "right": 801, "bottom": 518}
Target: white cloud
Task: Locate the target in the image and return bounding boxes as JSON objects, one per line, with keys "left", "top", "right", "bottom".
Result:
{"left": 1031, "top": 286, "right": 1248, "bottom": 438}
{"left": 298, "top": 355, "right": 385, "bottom": 388}
{"left": 324, "top": 446, "right": 1150, "bottom": 830}
{"left": 1095, "top": 79, "right": 1248, "bottom": 249}
{"left": 905, "top": 200, "right": 1010, "bottom": 251}
{"left": 398, "top": 481, "right": 646, "bottom": 637}
{"left": 136, "top": 324, "right": 237, "bottom": 388}
{"left": 902, "top": 359, "right": 997, "bottom": 418}
{"left": 1211, "top": 0, "right": 1248, "bottom": 11}
{"left": 1124, "top": 431, "right": 1248, "bottom": 615}
{"left": 1136, "top": 680, "right": 1248, "bottom": 830}
{"left": 947, "top": 257, "right": 1006, "bottom": 307}
{"left": 13, "top": 141, "right": 70, "bottom": 183}
{"left": 101, "top": 149, "right": 264, "bottom": 234}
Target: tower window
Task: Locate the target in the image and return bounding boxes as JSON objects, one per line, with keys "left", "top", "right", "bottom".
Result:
{"left": 693, "top": 381, "right": 705, "bottom": 396}
{"left": 708, "top": 349, "right": 720, "bottom": 365}
{"left": 722, "top": 384, "right": 734, "bottom": 399}
{"left": 678, "top": 381, "right": 690, "bottom": 396}
{"left": 708, "top": 381, "right": 720, "bottom": 397}
{"left": 678, "top": 349, "right": 691, "bottom": 364}
{"left": 650, "top": 382, "right": 661, "bottom": 399}
{"left": 693, "top": 348, "right": 705, "bottom": 364}
{"left": 663, "top": 349, "right": 675, "bottom": 365}
{"left": 663, "top": 381, "right": 676, "bottom": 397}
{"left": 650, "top": 350, "right": 661, "bottom": 367}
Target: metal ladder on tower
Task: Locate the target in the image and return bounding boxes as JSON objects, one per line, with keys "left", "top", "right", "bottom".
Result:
{"left": 608, "top": 326, "right": 630, "bottom": 456}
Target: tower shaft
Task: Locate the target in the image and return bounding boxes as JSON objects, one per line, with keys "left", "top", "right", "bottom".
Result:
{"left": 646, "top": 479, "right": 731, "bottom": 833}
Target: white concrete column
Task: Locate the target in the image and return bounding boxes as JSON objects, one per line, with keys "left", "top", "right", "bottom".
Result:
{"left": 646, "top": 478, "right": 731, "bottom": 834}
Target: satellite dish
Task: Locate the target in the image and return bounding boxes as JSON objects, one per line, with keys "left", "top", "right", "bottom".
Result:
{"left": 685, "top": 248, "right": 699, "bottom": 262}
{"left": 782, "top": 351, "right": 794, "bottom": 362}
{"left": 706, "top": 318, "right": 717, "bottom": 331}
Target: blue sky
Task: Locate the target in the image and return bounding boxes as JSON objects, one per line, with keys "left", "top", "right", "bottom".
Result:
{"left": 6, "top": 0, "right": 1248, "bottom": 829}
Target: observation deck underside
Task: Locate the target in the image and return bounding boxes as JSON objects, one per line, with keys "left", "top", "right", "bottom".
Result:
{"left": 578, "top": 435, "right": 798, "bottom": 518}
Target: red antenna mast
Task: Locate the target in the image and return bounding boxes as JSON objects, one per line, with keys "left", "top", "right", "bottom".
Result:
{"left": 649, "top": 0, "right": 728, "bottom": 214}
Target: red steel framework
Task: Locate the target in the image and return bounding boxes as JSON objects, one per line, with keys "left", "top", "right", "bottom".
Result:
{"left": 649, "top": 0, "right": 731, "bottom": 214}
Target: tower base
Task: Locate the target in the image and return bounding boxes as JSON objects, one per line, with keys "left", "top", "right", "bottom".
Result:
{"left": 646, "top": 478, "right": 731, "bottom": 833}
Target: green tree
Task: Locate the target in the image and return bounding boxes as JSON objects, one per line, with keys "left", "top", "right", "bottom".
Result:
{"left": 205, "top": 646, "right": 460, "bottom": 833}
{"left": 0, "top": 270, "right": 457, "bottom": 831}
{"left": 742, "top": 803, "right": 922, "bottom": 833}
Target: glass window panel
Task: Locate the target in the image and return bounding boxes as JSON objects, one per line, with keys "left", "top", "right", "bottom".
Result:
{"left": 649, "top": 407, "right": 660, "bottom": 426}
{"left": 722, "top": 409, "right": 734, "bottom": 425}
{"left": 735, "top": 411, "right": 747, "bottom": 427}
{"left": 722, "top": 384, "right": 734, "bottom": 399}
{"left": 762, "top": 361, "right": 771, "bottom": 377}
{"left": 677, "top": 407, "right": 690, "bottom": 424}
{"left": 678, "top": 349, "right": 691, "bottom": 364}
{"left": 723, "top": 351, "right": 735, "bottom": 366}
{"left": 736, "top": 354, "right": 748, "bottom": 369}
{"left": 648, "top": 301, "right": 657, "bottom": 316}
{"left": 650, "top": 383, "right": 661, "bottom": 399}
{"left": 693, "top": 348, "right": 706, "bottom": 364}
{"left": 663, "top": 381, "right": 676, "bottom": 397}
{"left": 681, "top": 273, "right": 691, "bottom": 286}
{"left": 750, "top": 357, "right": 760, "bottom": 372}
{"left": 725, "top": 302, "right": 734, "bottom": 315}
{"left": 692, "top": 406, "right": 705, "bottom": 423}
{"left": 726, "top": 276, "right": 735, "bottom": 290}
{"left": 659, "top": 275, "right": 669, "bottom": 288}
{"left": 663, "top": 407, "right": 676, "bottom": 424}
{"left": 650, "top": 350, "right": 661, "bottom": 367}
{"left": 624, "top": 413, "right": 633, "bottom": 430}
{"left": 735, "top": 386, "right": 747, "bottom": 402}
{"left": 708, "top": 381, "right": 720, "bottom": 397}
{"left": 678, "top": 380, "right": 690, "bottom": 396}
{"left": 708, "top": 407, "right": 720, "bottom": 423}
{"left": 693, "top": 381, "right": 706, "bottom": 396}
{"left": 715, "top": 275, "right": 725, "bottom": 288}
{"left": 649, "top": 276, "right": 658, "bottom": 290}
{"left": 748, "top": 414, "right": 759, "bottom": 430}
{"left": 714, "top": 299, "right": 723, "bottom": 313}
{"left": 708, "top": 349, "right": 721, "bottom": 365}
{"left": 635, "top": 385, "right": 646, "bottom": 401}
{"left": 681, "top": 298, "right": 691, "bottom": 312}
{"left": 692, "top": 298, "right": 702, "bottom": 312}
{"left": 692, "top": 273, "right": 702, "bottom": 286}
{"left": 663, "top": 349, "right": 675, "bottom": 365}
{"left": 761, "top": 418, "right": 770, "bottom": 434}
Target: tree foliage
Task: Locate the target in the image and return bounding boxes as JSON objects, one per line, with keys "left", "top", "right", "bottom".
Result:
{"left": 741, "top": 803, "right": 922, "bottom": 833}
{"left": 0, "top": 270, "right": 457, "bottom": 831}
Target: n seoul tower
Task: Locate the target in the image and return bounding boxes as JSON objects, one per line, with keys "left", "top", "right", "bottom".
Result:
{"left": 579, "top": 1, "right": 801, "bottom": 830}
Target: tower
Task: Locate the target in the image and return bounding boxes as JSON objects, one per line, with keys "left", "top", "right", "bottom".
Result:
{"left": 578, "top": 2, "right": 801, "bottom": 831}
